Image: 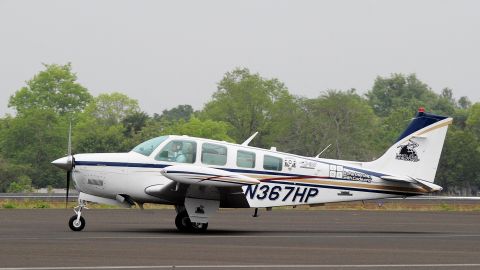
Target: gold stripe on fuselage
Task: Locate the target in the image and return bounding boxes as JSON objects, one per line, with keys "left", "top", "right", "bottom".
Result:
{"left": 244, "top": 173, "right": 426, "bottom": 194}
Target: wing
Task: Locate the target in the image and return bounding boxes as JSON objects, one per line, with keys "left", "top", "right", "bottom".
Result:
{"left": 145, "top": 165, "right": 257, "bottom": 208}
{"left": 160, "top": 164, "right": 260, "bottom": 187}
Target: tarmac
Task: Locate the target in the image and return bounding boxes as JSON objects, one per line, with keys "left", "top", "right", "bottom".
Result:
{"left": 1, "top": 209, "right": 480, "bottom": 270}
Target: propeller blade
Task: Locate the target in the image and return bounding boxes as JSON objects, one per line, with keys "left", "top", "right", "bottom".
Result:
{"left": 66, "top": 121, "right": 74, "bottom": 208}
{"left": 66, "top": 171, "right": 70, "bottom": 208}
{"left": 68, "top": 121, "right": 72, "bottom": 157}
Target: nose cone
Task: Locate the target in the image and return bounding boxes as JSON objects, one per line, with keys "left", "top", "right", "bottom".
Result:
{"left": 51, "top": 156, "right": 72, "bottom": 171}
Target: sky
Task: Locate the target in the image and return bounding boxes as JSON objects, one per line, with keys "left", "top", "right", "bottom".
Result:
{"left": 0, "top": 0, "right": 479, "bottom": 116}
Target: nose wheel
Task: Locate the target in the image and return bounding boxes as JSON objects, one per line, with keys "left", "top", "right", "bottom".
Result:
{"left": 68, "top": 200, "right": 87, "bottom": 231}
{"left": 69, "top": 215, "right": 85, "bottom": 231}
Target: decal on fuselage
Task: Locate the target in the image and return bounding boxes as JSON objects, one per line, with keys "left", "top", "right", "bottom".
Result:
{"left": 343, "top": 169, "right": 372, "bottom": 183}
{"left": 87, "top": 178, "right": 104, "bottom": 186}
{"left": 337, "top": 191, "right": 352, "bottom": 196}
{"left": 299, "top": 159, "right": 316, "bottom": 169}
{"left": 244, "top": 184, "right": 319, "bottom": 203}
{"left": 284, "top": 158, "right": 296, "bottom": 170}
{"left": 329, "top": 165, "right": 343, "bottom": 178}
{"left": 396, "top": 140, "right": 420, "bottom": 162}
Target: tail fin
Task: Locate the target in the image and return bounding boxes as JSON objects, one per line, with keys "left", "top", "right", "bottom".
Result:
{"left": 365, "top": 108, "right": 452, "bottom": 183}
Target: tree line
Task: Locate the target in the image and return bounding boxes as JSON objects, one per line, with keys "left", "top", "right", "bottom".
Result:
{"left": 0, "top": 63, "right": 479, "bottom": 195}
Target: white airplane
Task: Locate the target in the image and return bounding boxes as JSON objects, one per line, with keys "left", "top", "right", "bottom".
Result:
{"left": 52, "top": 108, "right": 452, "bottom": 232}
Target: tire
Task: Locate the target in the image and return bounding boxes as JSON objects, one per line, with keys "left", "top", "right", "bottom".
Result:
{"left": 175, "top": 211, "right": 191, "bottom": 232}
{"left": 175, "top": 211, "right": 208, "bottom": 233}
{"left": 68, "top": 215, "right": 85, "bottom": 231}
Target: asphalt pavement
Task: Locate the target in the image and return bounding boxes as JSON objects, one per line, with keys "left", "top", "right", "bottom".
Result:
{"left": 0, "top": 209, "right": 480, "bottom": 270}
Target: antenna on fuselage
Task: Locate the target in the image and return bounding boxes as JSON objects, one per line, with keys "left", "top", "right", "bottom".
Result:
{"left": 315, "top": 144, "right": 332, "bottom": 158}
{"left": 241, "top": 132, "right": 258, "bottom": 146}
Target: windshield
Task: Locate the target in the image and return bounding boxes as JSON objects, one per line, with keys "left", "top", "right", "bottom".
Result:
{"left": 131, "top": 136, "right": 169, "bottom": 156}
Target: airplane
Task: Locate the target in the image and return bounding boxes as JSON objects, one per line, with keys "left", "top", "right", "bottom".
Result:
{"left": 52, "top": 108, "right": 452, "bottom": 232}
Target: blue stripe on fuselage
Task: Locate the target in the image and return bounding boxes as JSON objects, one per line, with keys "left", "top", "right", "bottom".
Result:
{"left": 75, "top": 161, "right": 169, "bottom": 168}
{"left": 75, "top": 160, "right": 384, "bottom": 178}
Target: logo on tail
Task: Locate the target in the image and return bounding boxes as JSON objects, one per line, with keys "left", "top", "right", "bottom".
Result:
{"left": 396, "top": 140, "right": 420, "bottom": 162}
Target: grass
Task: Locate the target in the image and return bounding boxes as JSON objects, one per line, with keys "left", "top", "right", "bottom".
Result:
{"left": 0, "top": 199, "right": 175, "bottom": 210}
{"left": 287, "top": 200, "right": 480, "bottom": 212}
{"left": 1, "top": 199, "right": 480, "bottom": 211}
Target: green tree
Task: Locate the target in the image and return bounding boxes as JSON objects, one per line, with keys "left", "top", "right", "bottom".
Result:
{"left": 7, "top": 175, "right": 33, "bottom": 193}
{"left": 9, "top": 63, "right": 92, "bottom": 115}
{"left": 86, "top": 92, "right": 140, "bottom": 126}
{"left": 156, "top": 105, "right": 194, "bottom": 122}
{"left": 201, "top": 68, "right": 296, "bottom": 147}
{"left": 285, "top": 90, "right": 379, "bottom": 160}
{"left": 458, "top": 96, "right": 472, "bottom": 110}
{"left": 376, "top": 107, "right": 415, "bottom": 150}
{"left": 74, "top": 122, "right": 127, "bottom": 153}
{"left": 0, "top": 109, "right": 67, "bottom": 188}
{"left": 131, "top": 117, "right": 233, "bottom": 147}
{"left": 466, "top": 103, "right": 480, "bottom": 137}
{"left": 122, "top": 111, "right": 150, "bottom": 137}
{"left": 74, "top": 93, "right": 140, "bottom": 153}
{"left": 431, "top": 88, "right": 457, "bottom": 116}
{"left": 367, "top": 73, "right": 438, "bottom": 116}
{"left": 0, "top": 156, "right": 32, "bottom": 192}
{"left": 436, "top": 129, "right": 480, "bottom": 195}
{"left": 164, "top": 117, "right": 233, "bottom": 142}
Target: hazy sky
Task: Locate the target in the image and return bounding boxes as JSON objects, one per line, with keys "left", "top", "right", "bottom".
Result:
{"left": 1, "top": 0, "right": 479, "bottom": 116}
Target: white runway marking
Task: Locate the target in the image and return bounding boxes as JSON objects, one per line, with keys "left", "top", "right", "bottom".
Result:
{"left": 2, "top": 264, "right": 480, "bottom": 269}
{"left": 2, "top": 233, "right": 480, "bottom": 241}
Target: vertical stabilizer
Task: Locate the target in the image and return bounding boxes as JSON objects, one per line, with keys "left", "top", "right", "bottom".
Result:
{"left": 364, "top": 109, "right": 452, "bottom": 183}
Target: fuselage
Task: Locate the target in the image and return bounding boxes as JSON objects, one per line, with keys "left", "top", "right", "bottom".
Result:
{"left": 67, "top": 135, "right": 427, "bottom": 208}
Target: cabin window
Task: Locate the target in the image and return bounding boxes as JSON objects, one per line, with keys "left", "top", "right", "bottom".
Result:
{"left": 201, "top": 143, "right": 227, "bottom": 166}
{"left": 155, "top": 140, "right": 197, "bottom": 163}
{"left": 132, "top": 136, "right": 169, "bottom": 156}
{"left": 263, "top": 155, "right": 282, "bottom": 171}
{"left": 237, "top": 150, "right": 255, "bottom": 168}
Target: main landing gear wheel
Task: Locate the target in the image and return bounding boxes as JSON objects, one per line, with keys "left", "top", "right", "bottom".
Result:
{"left": 175, "top": 210, "right": 208, "bottom": 233}
{"left": 69, "top": 215, "right": 85, "bottom": 231}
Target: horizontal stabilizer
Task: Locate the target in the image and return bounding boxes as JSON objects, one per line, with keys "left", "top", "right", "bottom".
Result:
{"left": 381, "top": 175, "right": 443, "bottom": 192}
{"left": 380, "top": 175, "right": 416, "bottom": 183}
{"left": 415, "top": 178, "right": 443, "bottom": 192}
{"left": 161, "top": 165, "right": 260, "bottom": 187}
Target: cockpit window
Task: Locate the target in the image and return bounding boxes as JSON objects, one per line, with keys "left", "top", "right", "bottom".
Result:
{"left": 155, "top": 140, "right": 197, "bottom": 163}
{"left": 131, "top": 136, "right": 169, "bottom": 156}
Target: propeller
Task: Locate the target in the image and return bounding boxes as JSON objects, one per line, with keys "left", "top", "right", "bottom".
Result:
{"left": 51, "top": 121, "right": 76, "bottom": 208}
{"left": 65, "top": 122, "right": 74, "bottom": 208}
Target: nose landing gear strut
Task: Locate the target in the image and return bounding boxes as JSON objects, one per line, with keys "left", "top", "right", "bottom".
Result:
{"left": 68, "top": 200, "right": 87, "bottom": 231}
